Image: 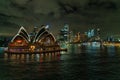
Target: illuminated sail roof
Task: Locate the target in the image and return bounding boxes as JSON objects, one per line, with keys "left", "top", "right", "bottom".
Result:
{"left": 33, "top": 25, "right": 46, "bottom": 42}
{"left": 11, "top": 26, "right": 30, "bottom": 43}
{"left": 11, "top": 25, "right": 56, "bottom": 43}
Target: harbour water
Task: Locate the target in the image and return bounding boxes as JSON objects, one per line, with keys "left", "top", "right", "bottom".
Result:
{"left": 0, "top": 45, "right": 120, "bottom": 80}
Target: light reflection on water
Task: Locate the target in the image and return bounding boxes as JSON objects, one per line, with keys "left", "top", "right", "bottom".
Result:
{"left": 4, "top": 53, "right": 61, "bottom": 63}
{"left": 0, "top": 45, "right": 120, "bottom": 80}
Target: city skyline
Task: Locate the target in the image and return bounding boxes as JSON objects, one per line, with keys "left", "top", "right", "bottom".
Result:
{"left": 0, "top": 0, "right": 120, "bottom": 37}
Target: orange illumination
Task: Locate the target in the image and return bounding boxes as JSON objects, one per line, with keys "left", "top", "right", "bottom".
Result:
{"left": 30, "top": 45, "right": 35, "bottom": 51}
{"left": 17, "top": 40, "right": 22, "bottom": 43}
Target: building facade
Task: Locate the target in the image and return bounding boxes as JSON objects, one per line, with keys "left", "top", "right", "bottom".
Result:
{"left": 8, "top": 26, "right": 63, "bottom": 53}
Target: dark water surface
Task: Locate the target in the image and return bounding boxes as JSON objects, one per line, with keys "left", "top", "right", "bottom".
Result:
{"left": 1, "top": 46, "right": 120, "bottom": 80}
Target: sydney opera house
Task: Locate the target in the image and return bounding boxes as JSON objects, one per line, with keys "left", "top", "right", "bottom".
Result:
{"left": 7, "top": 25, "right": 66, "bottom": 54}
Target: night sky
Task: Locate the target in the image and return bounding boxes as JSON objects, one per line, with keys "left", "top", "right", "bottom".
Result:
{"left": 0, "top": 0, "right": 120, "bottom": 38}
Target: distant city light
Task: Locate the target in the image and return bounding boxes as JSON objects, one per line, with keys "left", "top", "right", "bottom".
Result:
{"left": 45, "top": 25, "right": 50, "bottom": 29}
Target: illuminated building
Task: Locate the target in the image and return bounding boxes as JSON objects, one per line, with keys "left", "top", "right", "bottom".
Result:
{"left": 59, "top": 24, "right": 70, "bottom": 41}
{"left": 73, "top": 32, "right": 87, "bottom": 43}
{"left": 8, "top": 25, "right": 66, "bottom": 53}
{"left": 86, "top": 28, "right": 100, "bottom": 38}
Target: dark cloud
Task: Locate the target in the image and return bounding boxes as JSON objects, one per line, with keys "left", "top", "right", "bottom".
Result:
{"left": 0, "top": 0, "right": 119, "bottom": 37}
{"left": 85, "top": 0, "right": 117, "bottom": 10}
